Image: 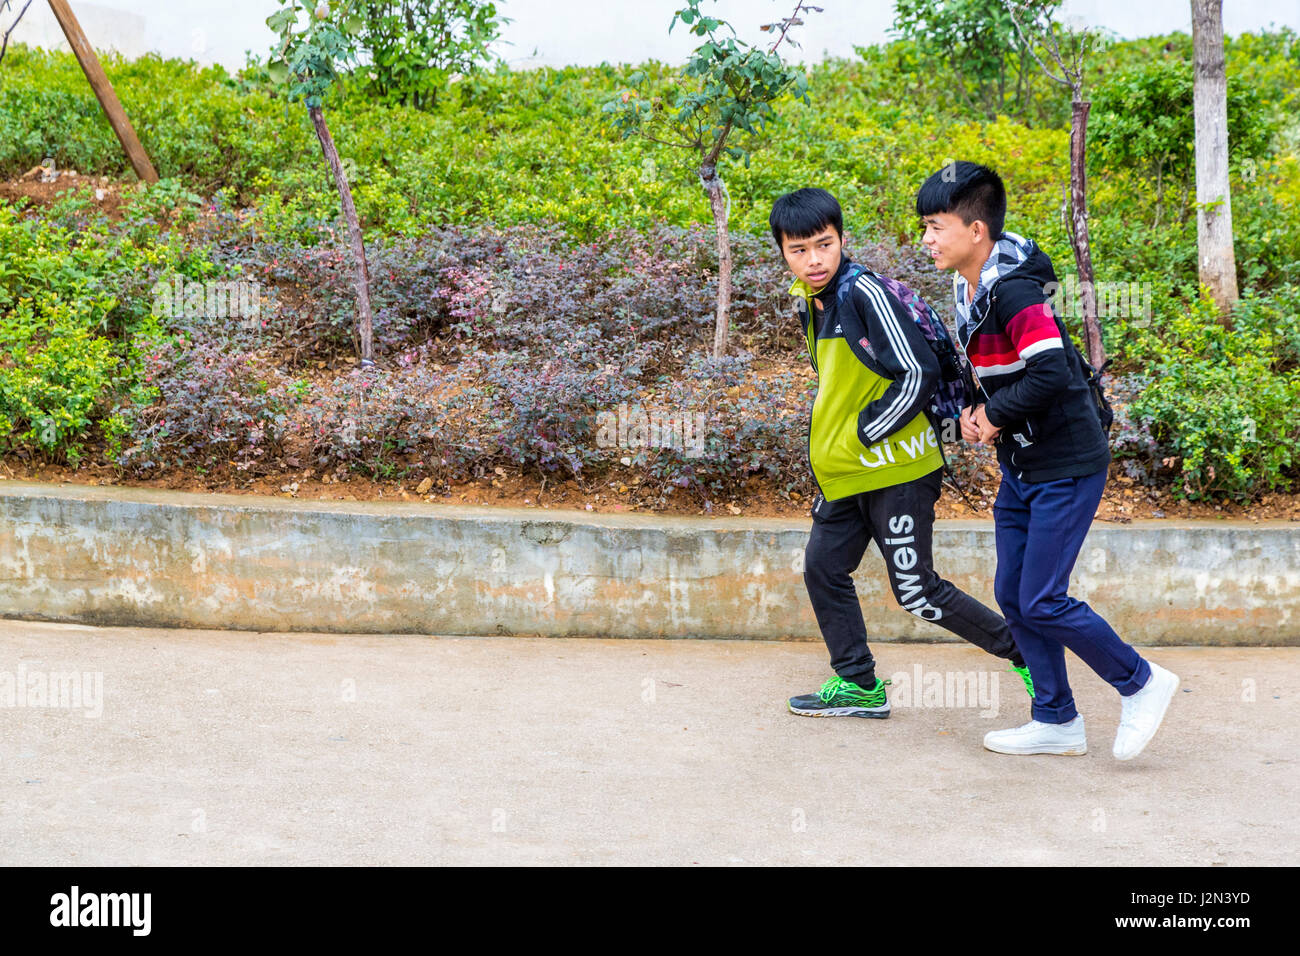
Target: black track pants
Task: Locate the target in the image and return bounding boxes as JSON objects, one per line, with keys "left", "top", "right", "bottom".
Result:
{"left": 803, "top": 467, "right": 1019, "bottom": 688}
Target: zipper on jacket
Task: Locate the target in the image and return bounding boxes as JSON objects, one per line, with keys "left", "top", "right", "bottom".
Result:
{"left": 803, "top": 302, "right": 818, "bottom": 374}
{"left": 959, "top": 291, "right": 996, "bottom": 405}
{"left": 804, "top": 296, "right": 823, "bottom": 495}
{"left": 966, "top": 291, "right": 1010, "bottom": 455}
{"left": 966, "top": 279, "right": 1032, "bottom": 482}
{"left": 794, "top": 263, "right": 851, "bottom": 498}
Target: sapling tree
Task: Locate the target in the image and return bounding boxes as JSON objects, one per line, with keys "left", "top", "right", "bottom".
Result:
{"left": 604, "top": 0, "right": 818, "bottom": 359}
{"left": 893, "top": 0, "right": 1051, "bottom": 122}
{"left": 353, "top": 0, "right": 508, "bottom": 109}
{"left": 1005, "top": 0, "right": 1109, "bottom": 369}
{"left": 266, "top": 0, "right": 375, "bottom": 366}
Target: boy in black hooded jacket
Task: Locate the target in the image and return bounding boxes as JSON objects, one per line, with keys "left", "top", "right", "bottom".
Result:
{"left": 916, "top": 161, "right": 1179, "bottom": 761}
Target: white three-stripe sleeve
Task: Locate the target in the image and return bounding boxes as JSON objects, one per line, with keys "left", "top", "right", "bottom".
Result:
{"left": 855, "top": 275, "right": 923, "bottom": 443}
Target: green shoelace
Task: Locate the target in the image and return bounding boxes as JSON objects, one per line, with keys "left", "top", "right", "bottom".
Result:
{"left": 819, "top": 675, "right": 890, "bottom": 704}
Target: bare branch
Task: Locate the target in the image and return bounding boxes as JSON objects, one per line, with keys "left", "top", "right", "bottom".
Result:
{"left": 1004, "top": 0, "right": 1070, "bottom": 88}
{"left": 1041, "top": 18, "right": 1081, "bottom": 88}
{"left": 0, "top": 0, "right": 36, "bottom": 67}
{"left": 638, "top": 129, "right": 698, "bottom": 151}
{"left": 764, "top": 1, "right": 819, "bottom": 56}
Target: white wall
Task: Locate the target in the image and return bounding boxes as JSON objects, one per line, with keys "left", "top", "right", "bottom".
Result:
{"left": 5, "top": 0, "right": 1298, "bottom": 73}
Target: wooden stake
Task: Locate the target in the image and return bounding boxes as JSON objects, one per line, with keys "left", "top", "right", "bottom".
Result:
{"left": 46, "top": 0, "right": 158, "bottom": 183}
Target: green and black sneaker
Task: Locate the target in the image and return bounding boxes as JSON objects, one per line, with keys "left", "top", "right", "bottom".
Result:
{"left": 1010, "top": 663, "right": 1035, "bottom": 698}
{"left": 788, "top": 676, "right": 892, "bottom": 719}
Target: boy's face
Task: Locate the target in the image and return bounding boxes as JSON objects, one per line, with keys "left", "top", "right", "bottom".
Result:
{"left": 780, "top": 226, "right": 842, "bottom": 291}
{"left": 920, "top": 211, "right": 986, "bottom": 272}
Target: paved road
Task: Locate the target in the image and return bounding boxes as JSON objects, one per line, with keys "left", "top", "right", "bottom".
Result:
{"left": 0, "top": 618, "right": 1294, "bottom": 865}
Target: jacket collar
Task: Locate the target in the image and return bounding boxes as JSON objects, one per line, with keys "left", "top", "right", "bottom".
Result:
{"left": 788, "top": 253, "right": 856, "bottom": 309}
{"left": 954, "top": 232, "right": 1034, "bottom": 339}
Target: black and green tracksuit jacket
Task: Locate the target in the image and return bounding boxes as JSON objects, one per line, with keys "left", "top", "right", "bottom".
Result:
{"left": 792, "top": 255, "right": 944, "bottom": 501}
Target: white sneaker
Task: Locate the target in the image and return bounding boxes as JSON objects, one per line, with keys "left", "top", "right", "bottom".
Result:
{"left": 1113, "top": 661, "right": 1180, "bottom": 760}
{"left": 983, "top": 715, "right": 1087, "bottom": 755}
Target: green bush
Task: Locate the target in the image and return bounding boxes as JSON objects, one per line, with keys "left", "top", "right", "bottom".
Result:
{"left": 0, "top": 195, "right": 224, "bottom": 464}
{"left": 350, "top": 0, "right": 507, "bottom": 110}
{"left": 0, "top": 294, "right": 120, "bottom": 465}
{"left": 1128, "top": 288, "right": 1300, "bottom": 499}
{"left": 1090, "top": 58, "right": 1274, "bottom": 226}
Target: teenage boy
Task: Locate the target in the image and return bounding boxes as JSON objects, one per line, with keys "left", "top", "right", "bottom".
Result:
{"left": 916, "top": 161, "right": 1179, "bottom": 759}
{"left": 770, "top": 187, "right": 1033, "bottom": 719}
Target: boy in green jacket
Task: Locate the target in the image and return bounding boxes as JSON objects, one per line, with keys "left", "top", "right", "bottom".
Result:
{"left": 771, "top": 188, "right": 1032, "bottom": 719}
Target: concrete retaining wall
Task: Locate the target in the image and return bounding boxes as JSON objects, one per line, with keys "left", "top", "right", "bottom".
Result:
{"left": 1, "top": 482, "right": 1297, "bottom": 645}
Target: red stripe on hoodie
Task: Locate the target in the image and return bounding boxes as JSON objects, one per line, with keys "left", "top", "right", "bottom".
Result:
{"left": 967, "top": 332, "right": 1020, "bottom": 367}
{"left": 1005, "top": 304, "right": 1062, "bottom": 353}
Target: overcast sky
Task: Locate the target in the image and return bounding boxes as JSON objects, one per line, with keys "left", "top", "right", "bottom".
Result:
{"left": 7, "top": 0, "right": 1299, "bottom": 73}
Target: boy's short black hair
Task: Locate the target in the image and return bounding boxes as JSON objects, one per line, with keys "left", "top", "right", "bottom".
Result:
{"left": 915, "top": 162, "right": 1006, "bottom": 239}
{"left": 769, "top": 188, "right": 843, "bottom": 249}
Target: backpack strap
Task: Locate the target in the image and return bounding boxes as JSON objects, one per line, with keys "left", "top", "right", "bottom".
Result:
{"left": 835, "top": 262, "right": 866, "bottom": 303}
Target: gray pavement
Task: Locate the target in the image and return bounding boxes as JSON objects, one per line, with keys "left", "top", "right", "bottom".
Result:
{"left": 0, "top": 617, "right": 1295, "bottom": 866}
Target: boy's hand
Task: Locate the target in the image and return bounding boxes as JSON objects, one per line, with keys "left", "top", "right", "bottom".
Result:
{"left": 960, "top": 406, "right": 981, "bottom": 443}
{"left": 972, "top": 404, "right": 1002, "bottom": 443}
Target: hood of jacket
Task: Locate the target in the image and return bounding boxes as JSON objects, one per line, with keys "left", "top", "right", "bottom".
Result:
{"left": 954, "top": 232, "right": 1054, "bottom": 342}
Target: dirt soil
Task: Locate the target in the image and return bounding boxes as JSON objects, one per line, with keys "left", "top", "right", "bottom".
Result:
{"left": 0, "top": 166, "right": 135, "bottom": 219}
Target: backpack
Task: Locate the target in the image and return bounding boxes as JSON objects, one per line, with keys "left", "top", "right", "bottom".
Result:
{"left": 840, "top": 264, "right": 966, "bottom": 428}
{"left": 1078, "top": 354, "right": 1115, "bottom": 433}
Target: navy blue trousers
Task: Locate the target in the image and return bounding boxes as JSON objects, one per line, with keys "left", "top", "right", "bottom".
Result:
{"left": 993, "top": 463, "right": 1150, "bottom": 723}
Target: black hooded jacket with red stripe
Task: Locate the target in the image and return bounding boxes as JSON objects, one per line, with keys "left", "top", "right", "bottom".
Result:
{"left": 959, "top": 246, "right": 1110, "bottom": 482}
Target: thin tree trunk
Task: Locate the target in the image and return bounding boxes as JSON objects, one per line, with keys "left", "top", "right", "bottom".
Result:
{"left": 702, "top": 162, "right": 732, "bottom": 359}
{"left": 1154, "top": 159, "right": 1164, "bottom": 229}
{"left": 1068, "top": 95, "right": 1105, "bottom": 370}
{"left": 995, "top": 57, "right": 1006, "bottom": 119}
{"left": 1013, "top": 49, "right": 1027, "bottom": 119}
{"left": 1191, "top": 0, "right": 1238, "bottom": 317}
{"left": 309, "top": 105, "right": 375, "bottom": 366}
